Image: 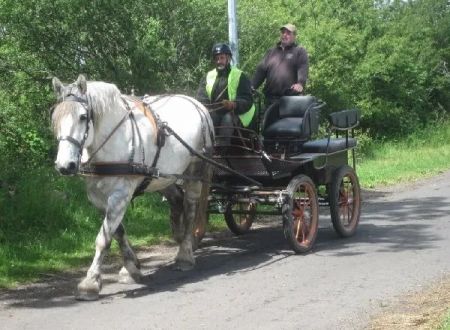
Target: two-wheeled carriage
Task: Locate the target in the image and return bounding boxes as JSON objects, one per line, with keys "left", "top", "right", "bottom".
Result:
{"left": 208, "top": 95, "right": 361, "bottom": 253}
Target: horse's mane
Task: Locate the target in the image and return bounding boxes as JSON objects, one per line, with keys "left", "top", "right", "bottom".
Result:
{"left": 52, "top": 81, "right": 124, "bottom": 132}
{"left": 85, "top": 81, "right": 124, "bottom": 119}
{"left": 52, "top": 102, "right": 79, "bottom": 133}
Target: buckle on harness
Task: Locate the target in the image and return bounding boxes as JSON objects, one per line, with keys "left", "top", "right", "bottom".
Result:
{"left": 152, "top": 168, "right": 160, "bottom": 178}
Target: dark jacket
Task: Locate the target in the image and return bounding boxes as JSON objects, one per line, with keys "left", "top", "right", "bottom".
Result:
{"left": 252, "top": 42, "right": 309, "bottom": 98}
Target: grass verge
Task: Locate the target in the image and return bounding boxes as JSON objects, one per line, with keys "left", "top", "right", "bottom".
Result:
{"left": 358, "top": 120, "right": 450, "bottom": 188}
{"left": 441, "top": 311, "right": 450, "bottom": 330}
{"left": 0, "top": 169, "right": 171, "bottom": 287}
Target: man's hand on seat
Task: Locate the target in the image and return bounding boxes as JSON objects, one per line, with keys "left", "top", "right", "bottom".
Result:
{"left": 290, "top": 83, "right": 304, "bottom": 93}
{"left": 222, "top": 100, "right": 236, "bottom": 111}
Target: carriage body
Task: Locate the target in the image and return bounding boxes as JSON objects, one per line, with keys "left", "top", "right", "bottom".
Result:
{"left": 208, "top": 95, "right": 362, "bottom": 253}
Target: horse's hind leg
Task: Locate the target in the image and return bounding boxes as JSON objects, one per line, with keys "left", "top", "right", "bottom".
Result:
{"left": 161, "top": 184, "right": 185, "bottom": 243}
{"left": 192, "top": 164, "right": 213, "bottom": 250}
{"left": 76, "top": 189, "right": 131, "bottom": 301}
{"left": 173, "top": 163, "right": 204, "bottom": 270}
{"left": 114, "top": 224, "right": 143, "bottom": 284}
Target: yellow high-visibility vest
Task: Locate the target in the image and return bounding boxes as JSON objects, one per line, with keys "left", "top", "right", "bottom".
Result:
{"left": 206, "top": 67, "right": 255, "bottom": 127}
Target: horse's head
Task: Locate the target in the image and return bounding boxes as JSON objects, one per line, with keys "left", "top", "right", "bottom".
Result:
{"left": 51, "top": 75, "right": 94, "bottom": 175}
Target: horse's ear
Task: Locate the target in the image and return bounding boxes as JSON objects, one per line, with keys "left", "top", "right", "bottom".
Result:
{"left": 52, "top": 77, "right": 64, "bottom": 97}
{"left": 76, "top": 74, "right": 87, "bottom": 95}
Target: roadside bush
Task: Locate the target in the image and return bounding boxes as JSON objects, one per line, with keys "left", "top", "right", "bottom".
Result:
{"left": 0, "top": 73, "right": 54, "bottom": 184}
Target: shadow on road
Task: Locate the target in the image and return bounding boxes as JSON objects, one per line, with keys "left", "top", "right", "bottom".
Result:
{"left": 0, "top": 189, "right": 448, "bottom": 309}
{"left": 315, "top": 192, "right": 449, "bottom": 255}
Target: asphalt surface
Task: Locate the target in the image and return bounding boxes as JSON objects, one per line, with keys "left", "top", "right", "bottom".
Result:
{"left": 1, "top": 171, "right": 449, "bottom": 330}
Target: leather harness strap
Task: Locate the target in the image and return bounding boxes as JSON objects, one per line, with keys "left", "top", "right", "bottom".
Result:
{"left": 129, "top": 96, "right": 158, "bottom": 142}
{"left": 80, "top": 96, "right": 167, "bottom": 180}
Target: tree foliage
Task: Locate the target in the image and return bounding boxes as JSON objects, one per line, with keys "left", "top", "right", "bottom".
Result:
{"left": 0, "top": 0, "right": 449, "bottom": 184}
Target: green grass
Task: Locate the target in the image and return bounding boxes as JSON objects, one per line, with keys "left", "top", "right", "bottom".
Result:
{"left": 0, "top": 169, "right": 171, "bottom": 287}
{"left": 1, "top": 120, "right": 450, "bottom": 287}
{"left": 358, "top": 121, "right": 450, "bottom": 188}
{"left": 440, "top": 310, "right": 450, "bottom": 330}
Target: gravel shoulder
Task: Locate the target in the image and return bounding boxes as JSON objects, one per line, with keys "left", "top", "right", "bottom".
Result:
{"left": 369, "top": 274, "right": 450, "bottom": 329}
{"left": 364, "top": 171, "right": 450, "bottom": 329}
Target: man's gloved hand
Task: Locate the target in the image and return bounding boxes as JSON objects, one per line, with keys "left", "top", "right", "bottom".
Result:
{"left": 222, "top": 100, "right": 236, "bottom": 111}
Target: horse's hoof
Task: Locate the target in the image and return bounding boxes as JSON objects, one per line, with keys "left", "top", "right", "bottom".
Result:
{"left": 192, "top": 235, "right": 204, "bottom": 251}
{"left": 172, "top": 233, "right": 184, "bottom": 244}
{"left": 76, "top": 277, "right": 101, "bottom": 301}
{"left": 118, "top": 266, "right": 143, "bottom": 284}
{"left": 173, "top": 260, "right": 195, "bottom": 271}
{"left": 75, "top": 290, "right": 100, "bottom": 301}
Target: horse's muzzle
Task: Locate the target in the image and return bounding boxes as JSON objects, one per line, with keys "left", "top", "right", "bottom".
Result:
{"left": 55, "top": 161, "right": 78, "bottom": 176}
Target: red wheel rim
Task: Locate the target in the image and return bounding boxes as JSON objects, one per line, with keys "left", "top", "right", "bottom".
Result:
{"left": 291, "top": 184, "right": 317, "bottom": 246}
{"left": 338, "top": 174, "right": 359, "bottom": 227}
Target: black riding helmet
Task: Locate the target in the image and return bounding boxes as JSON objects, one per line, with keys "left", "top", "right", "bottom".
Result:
{"left": 212, "top": 43, "right": 232, "bottom": 57}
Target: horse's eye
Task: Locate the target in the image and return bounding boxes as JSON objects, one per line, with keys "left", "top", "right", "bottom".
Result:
{"left": 80, "top": 114, "right": 88, "bottom": 121}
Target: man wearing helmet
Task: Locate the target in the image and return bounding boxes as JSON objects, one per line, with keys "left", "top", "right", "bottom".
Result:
{"left": 197, "top": 43, "right": 255, "bottom": 143}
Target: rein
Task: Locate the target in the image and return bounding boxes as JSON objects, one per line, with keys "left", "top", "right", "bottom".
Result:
{"left": 84, "top": 105, "right": 132, "bottom": 164}
{"left": 77, "top": 93, "right": 217, "bottom": 198}
{"left": 79, "top": 95, "right": 221, "bottom": 186}
{"left": 55, "top": 92, "right": 260, "bottom": 187}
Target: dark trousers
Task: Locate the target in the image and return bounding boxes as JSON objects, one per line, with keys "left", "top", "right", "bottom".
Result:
{"left": 264, "top": 95, "right": 281, "bottom": 108}
{"left": 210, "top": 110, "right": 241, "bottom": 144}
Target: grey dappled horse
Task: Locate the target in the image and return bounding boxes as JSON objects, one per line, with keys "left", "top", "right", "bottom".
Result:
{"left": 51, "top": 75, "right": 214, "bottom": 300}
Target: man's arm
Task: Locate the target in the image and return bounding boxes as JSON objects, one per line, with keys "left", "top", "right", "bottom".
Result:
{"left": 195, "top": 76, "right": 211, "bottom": 106}
{"left": 251, "top": 50, "right": 270, "bottom": 89}
{"left": 296, "top": 47, "right": 309, "bottom": 88}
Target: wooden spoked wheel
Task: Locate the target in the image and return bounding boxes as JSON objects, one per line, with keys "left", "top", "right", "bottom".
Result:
{"left": 224, "top": 201, "right": 256, "bottom": 235}
{"left": 283, "top": 175, "right": 319, "bottom": 253}
{"left": 329, "top": 165, "right": 361, "bottom": 237}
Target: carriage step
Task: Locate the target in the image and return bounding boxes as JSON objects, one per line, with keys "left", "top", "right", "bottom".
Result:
{"left": 211, "top": 183, "right": 259, "bottom": 193}
{"left": 318, "top": 197, "right": 329, "bottom": 206}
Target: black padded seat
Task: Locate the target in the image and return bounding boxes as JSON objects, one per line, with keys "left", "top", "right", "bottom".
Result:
{"left": 262, "top": 95, "right": 320, "bottom": 139}
{"left": 302, "top": 138, "right": 357, "bottom": 153}
{"left": 263, "top": 117, "right": 306, "bottom": 138}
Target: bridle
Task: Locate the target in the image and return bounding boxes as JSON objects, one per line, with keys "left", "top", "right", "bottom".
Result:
{"left": 55, "top": 93, "right": 93, "bottom": 163}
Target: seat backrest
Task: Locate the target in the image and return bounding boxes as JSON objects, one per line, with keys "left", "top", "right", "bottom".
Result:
{"left": 262, "top": 95, "right": 323, "bottom": 140}
{"left": 328, "top": 109, "right": 360, "bottom": 130}
{"left": 279, "top": 95, "right": 316, "bottom": 118}
{"left": 280, "top": 95, "right": 320, "bottom": 137}
{"left": 261, "top": 102, "right": 280, "bottom": 131}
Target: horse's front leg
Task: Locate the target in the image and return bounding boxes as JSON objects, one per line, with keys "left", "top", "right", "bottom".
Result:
{"left": 114, "top": 224, "right": 143, "bottom": 284}
{"left": 76, "top": 189, "right": 131, "bottom": 301}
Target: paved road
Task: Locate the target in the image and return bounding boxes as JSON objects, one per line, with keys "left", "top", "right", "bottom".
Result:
{"left": 1, "top": 171, "right": 450, "bottom": 330}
